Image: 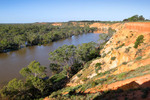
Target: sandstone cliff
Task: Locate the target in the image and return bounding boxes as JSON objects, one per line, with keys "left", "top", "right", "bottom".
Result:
{"left": 46, "top": 22, "right": 150, "bottom": 100}
{"left": 67, "top": 22, "right": 150, "bottom": 88}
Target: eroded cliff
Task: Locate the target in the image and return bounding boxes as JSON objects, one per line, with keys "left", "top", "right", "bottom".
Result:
{"left": 46, "top": 22, "right": 150, "bottom": 100}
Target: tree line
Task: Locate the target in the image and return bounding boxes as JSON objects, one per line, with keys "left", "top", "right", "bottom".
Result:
{"left": 0, "top": 23, "right": 96, "bottom": 53}
{"left": 123, "top": 15, "right": 149, "bottom": 22}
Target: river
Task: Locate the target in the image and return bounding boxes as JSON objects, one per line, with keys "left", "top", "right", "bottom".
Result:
{"left": 0, "top": 33, "right": 101, "bottom": 87}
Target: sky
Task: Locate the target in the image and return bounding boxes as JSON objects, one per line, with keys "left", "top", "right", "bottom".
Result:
{"left": 0, "top": 0, "right": 150, "bottom": 23}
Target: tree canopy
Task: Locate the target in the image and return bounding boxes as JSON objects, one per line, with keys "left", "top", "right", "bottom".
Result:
{"left": 0, "top": 23, "right": 96, "bottom": 53}
{"left": 123, "top": 15, "right": 146, "bottom": 22}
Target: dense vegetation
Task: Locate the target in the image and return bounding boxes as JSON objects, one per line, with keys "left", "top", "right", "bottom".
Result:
{"left": 0, "top": 23, "right": 96, "bottom": 53}
{"left": 0, "top": 21, "right": 117, "bottom": 99}
{"left": 0, "top": 42, "right": 100, "bottom": 100}
{"left": 123, "top": 15, "right": 149, "bottom": 22}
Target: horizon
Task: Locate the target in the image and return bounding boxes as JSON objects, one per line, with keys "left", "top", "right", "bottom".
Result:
{"left": 0, "top": 0, "right": 150, "bottom": 23}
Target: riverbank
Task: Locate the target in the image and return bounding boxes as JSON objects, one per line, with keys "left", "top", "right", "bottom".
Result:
{"left": 0, "top": 33, "right": 101, "bottom": 89}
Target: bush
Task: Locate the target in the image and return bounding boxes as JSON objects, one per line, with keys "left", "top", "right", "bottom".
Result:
{"left": 107, "top": 51, "right": 111, "bottom": 54}
{"left": 95, "top": 63, "right": 102, "bottom": 67}
{"left": 134, "top": 35, "right": 144, "bottom": 48}
{"left": 82, "top": 78, "right": 88, "bottom": 81}
{"left": 124, "top": 47, "right": 131, "bottom": 53}
{"left": 136, "top": 56, "right": 142, "bottom": 60}
{"left": 95, "top": 63, "right": 102, "bottom": 73}
{"left": 117, "top": 72, "right": 126, "bottom": 80}
{"left": 102, "top": 53, "right": 106, "bottom": 58}
{"left": 77, "top": 74, "right": 82, "bottom": 77}
{"left": 115, "top": 43, "right": 125, "bottom": 49}
{"left": 111, "top": 57, "right": 116, "bottom": 60}
{"left": 122, "top": 62, "right": 128, "bottom": 65}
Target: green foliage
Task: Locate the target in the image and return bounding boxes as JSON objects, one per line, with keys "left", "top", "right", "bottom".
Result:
{"left": 108, "top": 27, "right": 116, "bottom": 37}
{"left": 111, "top": 57, "right": 116, "bottom": 60}
{"left": 102, "top": 53, "right": 106, "bottom": 58}
{"left": 0, "top": 78, "right": 29, "bottom": 100}
{"left": 49, "top": 63, "right": 60, "bottom": 74}
{"left": 99, "top": 33, "right": 108, "bottom": 43}
{"left": 136, "top": 56, "right": 142, "bottom": 60}
{"left": 122, "top": 62, "right": 128, "bottom": 65}
{"left": 117, "top": 72, "right": 126, "bottom": 80}
{"left": 0, "top": 23, "right": 94, "bottom": 53}
{"left": 125, "top": 47, "right": 131, "bottom": 53}
{"left": 20, "top": 60, "right": 46, "bottom": 78}
{"left": 115, "top": 43, "right": 125, "bottom": 49}
{"left": 49, "top": 45, "right": 77, "bottom": 66}
{"left": 123, "top": 15, "right": 145, "bottom": 22}
{"left": 82, "top": 78, "right": 88, "bottom": 81}
{"left": 95, "top": 63, "right": 102, "bottom": 73}
{"left": 0, "top": 61, "right": 50, "bottom": 100}
{"left": 49, "top": 72, "right": 66, "bottom": 84}
{"left": 134, "top": 35, "right": 144, "bottom": 48}
{"left": 49, "top": 42, "right": 99, "bottom": 78}
{"left": 76, "top": 42, "right": 99, "bottom": 62}
{"left": 77, "top": 74, "right": 82, "bottom": 77}
{"left": 83, "top": 60, "right": 92, "bottom": 68}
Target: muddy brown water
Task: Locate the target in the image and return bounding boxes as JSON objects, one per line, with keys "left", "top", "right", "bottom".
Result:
{"left": 0, "top": 33, "right": 101, "bottom": 87}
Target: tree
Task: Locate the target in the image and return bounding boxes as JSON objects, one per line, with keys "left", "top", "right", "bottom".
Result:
{"left": 49, "top": 45, "right": 77, "bottom": 66}
{"left": 76, "top": 42, "right": 99, "bottom": 62}
{"left": 134, "top": 35, "right": 144, "bottom": 48}
{"left": 20, "top": 60, "right": 46, "bottom": 78}
{"left": 0, "top": 78, "right": 29, "bottom": 100}
{"left": 139, "top": 15, "right": 145, "bottom": 21}
{"left": 0, "top": 61, "right": 49, "bottom": 100}
{"left": 123, "top": 15, "right": 146, "bottom": 22}
{"left": 49, "top": 63, "right": 61, "bottom": 74}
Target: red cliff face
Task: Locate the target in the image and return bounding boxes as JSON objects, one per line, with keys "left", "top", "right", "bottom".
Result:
{"left": 125, "top": 22, "right": 150, "bottom": 33}
{"left": 45, "top": 22, "right": 150, "bottom": 100}
{"left": 67, "top": 22, "right": 150, "bottom": 87}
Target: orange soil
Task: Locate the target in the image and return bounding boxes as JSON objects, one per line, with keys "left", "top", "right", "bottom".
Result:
{"left": 125, "top": 22, "right": 150, "bottom": 32}
{"left": 84, "top": 74, "right": 150, "bottom": 94}
{"left": 51, "top": 23, "right": 62, "bottom": 26}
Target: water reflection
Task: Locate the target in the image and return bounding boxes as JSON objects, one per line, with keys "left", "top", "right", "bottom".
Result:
{"left": 0, "top": 33, "right": 101, "bottom": 84}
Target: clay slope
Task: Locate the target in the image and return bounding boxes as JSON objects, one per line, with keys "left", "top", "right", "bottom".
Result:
{"left": 67, "top": 22, "right": 150, "bottom": 87}
{"left": 45, "top": 22, "right": 150, "bottom": 100}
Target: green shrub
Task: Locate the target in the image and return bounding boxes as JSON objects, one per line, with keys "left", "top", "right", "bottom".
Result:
{"left": 95, "top": 63, "right": 102, "bottom": 73}
{"left": 115, "top": 43, "right": 125, "bottom": 49}
{"left": 117, "top": 41, "right": 120, "bottom": 44}
{"left": 111, "top": 57, "right": 116, "bottom": 60}
{"left": 82, "top": 78, "right": 88, "bottom": 81}
{"left": 84, "top": 61, "right": 92, "bottom": 68}
{"left": 117, "top": 72, "right": 126, "bottom": 80}
{"left": 122, "top": 62, "right": 128, "bottom": 65}
{"left": 91, "top": 81, "right": 97, "bottom": 87}
{"left": 124, "top": 47, "right": 131, "bottom": 53}
{"left": 111, "top": 48, "right": 113, "bottom": 51}
{"left": 136, "top": 56, "right": 142, "bottom": 60}
{"left": 77, "top": 74, "right": 82, "bottom": 77}
{"left": 95, "top": 63, "right": 102, "bottom": 67}
{"left": 102, "top": 53, "right": 106, "bottom": 58}
{"left": 107, "top": 51, "right": 111, "bottom": 54}
{"left": 134, "top": 35, "right": 144, "bottom": 48}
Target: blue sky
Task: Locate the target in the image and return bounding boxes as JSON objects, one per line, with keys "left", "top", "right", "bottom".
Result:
{"left": 0, "top": 0, "right": 150, "bottom": 23}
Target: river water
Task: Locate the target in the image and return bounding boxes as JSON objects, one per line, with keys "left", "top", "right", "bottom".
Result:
{"left": 0, "top": 33, "right": 101, "bottom": 86}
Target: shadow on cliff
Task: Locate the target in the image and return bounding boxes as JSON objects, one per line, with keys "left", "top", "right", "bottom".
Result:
{"left": 93, "top": 80, "right": 150, "bottom": 100}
